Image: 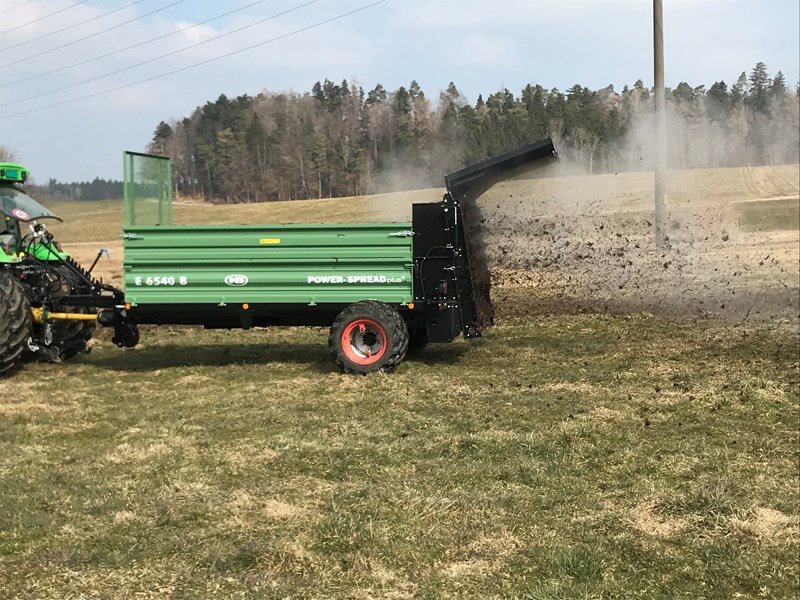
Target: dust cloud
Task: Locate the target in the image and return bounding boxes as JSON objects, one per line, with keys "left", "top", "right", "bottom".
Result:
{"left": 460, "top": 108, "right": 798, "bottom": 325}
{"left": 468, "top": 163, "right": 799, "bottom": 325}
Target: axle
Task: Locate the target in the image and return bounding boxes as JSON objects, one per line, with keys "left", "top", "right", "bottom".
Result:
{"left": 31, "top": 307, "right": 98, "bottom": 324}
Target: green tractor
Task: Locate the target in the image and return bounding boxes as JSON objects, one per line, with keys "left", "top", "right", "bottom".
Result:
{"left": 0, "top": 162, "right": 124, "bottom": 375}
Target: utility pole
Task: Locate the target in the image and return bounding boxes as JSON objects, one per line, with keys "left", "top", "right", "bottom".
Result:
{"left": 653, "top": 0, "right": 667, "bottom": 247}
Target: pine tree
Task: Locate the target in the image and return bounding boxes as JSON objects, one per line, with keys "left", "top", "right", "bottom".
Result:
{"left": 770, "top": 71, "right": 787, "bottom": 99}
{"left": 706, "top": 81, "right": 730, "bottom": 121}
{"left": 747, "top": 62, "right": 770, "bottom": 113}
{"left": 731, "top": 72, "right": 749, "bottom": 105}
{"left": 150, "top": 121, "right": 174, "bottom": 155}
{"left": 366, "top": 84, "right": 387, "bottom": 104}
{"left": 409, "top": 80, "right": 424, "bottom": 101}
{"left": 311, "top": 81, "right": 325, "bottom": 102}
{"left": 394, "top": 87, "right": 412, "bottom": 114}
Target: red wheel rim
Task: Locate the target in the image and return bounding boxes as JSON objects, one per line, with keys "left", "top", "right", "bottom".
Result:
{"left": 341, "top": 318, "right": 387, "bottom": 365}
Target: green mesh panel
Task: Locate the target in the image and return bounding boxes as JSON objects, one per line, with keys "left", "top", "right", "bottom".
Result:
{"left": 123, "top": 151, "right": 172, "bottom": 227}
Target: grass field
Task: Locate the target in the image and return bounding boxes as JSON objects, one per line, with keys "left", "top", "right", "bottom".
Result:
{"left": 1, "top": 165, "right": 798, "bottom": 598}
{"left": 1, "top": 316, "right": 797, "bottom": 598}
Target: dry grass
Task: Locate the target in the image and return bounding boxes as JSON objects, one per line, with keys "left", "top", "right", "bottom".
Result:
{"left": 0, "top": 316, "right": 797, "bottom": 598}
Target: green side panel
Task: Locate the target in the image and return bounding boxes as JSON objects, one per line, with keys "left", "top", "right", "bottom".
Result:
{"left": 123, "top": 223, "right": 415, "bottom": 306}
{"left": 123, "top": 151, "right": 172, "bottom": 227}
{"left": 0, "top": 252, "right": 18, "bottom": 264}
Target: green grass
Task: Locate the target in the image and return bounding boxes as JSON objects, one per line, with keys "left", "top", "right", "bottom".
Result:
{"left": 1, "top": 315, "right": 797, "bottom": 598}
{"left": 736, "top": 198, "right": 800, "bottom": 232}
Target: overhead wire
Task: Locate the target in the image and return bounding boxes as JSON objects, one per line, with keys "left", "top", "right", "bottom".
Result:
{"left": 0, "top": 0, "right": 388, "bottom": 119}
{"left": 2, "top": 0, "right": 274, "bottom": 86}
{"left": 0, "top": 0, "right": 37, "bottom": 16}
{"left": 1, "top": 0, "right": 322, "bottom": 106}
{"left": 0, "top": 0, "right": 90, "bottom": 35}
{"left": 0, "top": 0, "right": 187, "bottom": 67}
{"left": 2, "top": 0, "right": 147, "bottom": 52}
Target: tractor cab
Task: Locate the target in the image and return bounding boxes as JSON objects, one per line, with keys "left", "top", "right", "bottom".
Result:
{"left": 0, "top": 163, "right": 61, "bottom": 259}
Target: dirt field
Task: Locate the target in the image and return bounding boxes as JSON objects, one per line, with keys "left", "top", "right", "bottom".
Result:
{"left": 477, "top": 164, "right": 799, "bottom": 324}
{"left": 0, "top": 165, "right": 797, "bottom": 598}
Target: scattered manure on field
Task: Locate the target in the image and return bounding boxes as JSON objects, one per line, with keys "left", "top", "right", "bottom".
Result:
{"left": 462, "top": 162, "right": 800, "bottom": 324}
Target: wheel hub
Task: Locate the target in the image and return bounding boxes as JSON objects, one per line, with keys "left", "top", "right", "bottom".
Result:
{"left": 342, "top": 319, "right": 387, "bottom": 364}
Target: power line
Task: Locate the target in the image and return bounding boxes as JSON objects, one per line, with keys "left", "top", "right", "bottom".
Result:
{"left": 2, "top": 0, "right": 273, "bottom": 86}
{"left": 1, "top": 0, "right": 322, "bottom": 106}
{"left": 0, "top": 0, "right": 37, "bottom": 16}
{"left": 0, "top": 0, "right": 90, "bottom": 35}
{"left": 0, "top": 0, "right": 187, "bottom": 67}
{"left": 1, "top": 0, "right": 388, "bottom": 120}
{"left": 2, "top": 0, "right": 146, "bottom": 52}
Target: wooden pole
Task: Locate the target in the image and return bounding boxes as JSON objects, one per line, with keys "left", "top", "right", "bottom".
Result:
{"left": 654, "top": 0, "right": 667, "bottom": 247}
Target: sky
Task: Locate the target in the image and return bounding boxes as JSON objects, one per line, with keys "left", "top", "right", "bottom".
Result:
{"left": 0, "top": 0, "right": 798, "bottom": 182}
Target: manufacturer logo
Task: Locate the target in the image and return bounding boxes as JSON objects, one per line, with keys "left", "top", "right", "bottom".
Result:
{"left": 11, "top": 208, "right": 30, "bottom": 221}
{"left": 307, "top": 274, "right": 406, "bottom": 284}
{"left": 224, "top": 274, "right": 249, "bottom": 286}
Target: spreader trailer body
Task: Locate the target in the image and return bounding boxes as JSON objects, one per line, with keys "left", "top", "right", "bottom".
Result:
{"left": 0, "top": 139, "right": 556, "bottom": 375}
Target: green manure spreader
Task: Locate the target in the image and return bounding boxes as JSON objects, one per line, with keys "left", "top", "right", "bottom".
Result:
{"left": 0, "top": 139, "right": 555, "bottom": 375}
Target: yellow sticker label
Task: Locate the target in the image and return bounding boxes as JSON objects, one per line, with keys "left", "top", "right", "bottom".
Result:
{"left": 259, "top": 238, "right": 281, "bottom": 245}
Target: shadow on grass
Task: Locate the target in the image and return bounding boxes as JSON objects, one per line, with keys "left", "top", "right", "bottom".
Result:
{"left": 94, "top": 342, "right": 333, "bottom": 373}
{"left": 92, "top": 341, "right": 473, "bottom": 373}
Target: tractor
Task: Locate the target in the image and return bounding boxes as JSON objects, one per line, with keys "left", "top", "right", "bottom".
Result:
{"left": 0, "top": 162, "right": 131, "bottom": 375}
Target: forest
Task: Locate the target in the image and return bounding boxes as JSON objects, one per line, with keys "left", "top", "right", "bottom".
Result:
{"left": 23, "top": 62, "right": 800, "bottom": 203}
{"left": 27, "top": 178, "right": 124, "bottom": 201}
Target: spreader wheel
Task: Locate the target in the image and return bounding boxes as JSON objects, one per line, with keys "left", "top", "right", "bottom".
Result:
{"left": 0, "top": 271, "right": 32, "bottom": 376}
{"left": 329, "top": 301, "right": 409, "bottom": 374}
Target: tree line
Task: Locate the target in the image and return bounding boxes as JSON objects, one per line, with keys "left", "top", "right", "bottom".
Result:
{"left": 26, "top": 178, "right": 124, "bottom": 201}
{"left": 4, "top": 62, "right": 797, "bottom": 204}
{"left": 150, "top": 62, "right": 798, "bottom": 204}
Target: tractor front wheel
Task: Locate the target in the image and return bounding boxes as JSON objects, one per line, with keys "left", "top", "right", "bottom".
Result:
{"left": 50, "top": 307, "right": 95, "bottom": 360}
{"left": 0, "top": 271, "right": 32, "bottom": 376}
{"left": 50, "top": 266, "right": 95, "bottom": 361}
{"left": 329, "top": 301, "right": 409, "bottom": 374}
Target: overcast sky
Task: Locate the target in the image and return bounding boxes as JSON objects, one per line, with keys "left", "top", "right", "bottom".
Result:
{"left": 0, "top": 0, "right": 798, "bottom": 181}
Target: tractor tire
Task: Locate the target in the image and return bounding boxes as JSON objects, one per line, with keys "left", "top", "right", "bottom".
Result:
{"left": 0, "top": 271, "right": 32, "bottom": 376}
{"left": 50, "top": 266, "right": 94, "bottom": 361}
{"left": 329, "top": 301, "right": 409, "bottom": 374}
{"left": 50, "top": 307, "right": 94, "bottom": 360}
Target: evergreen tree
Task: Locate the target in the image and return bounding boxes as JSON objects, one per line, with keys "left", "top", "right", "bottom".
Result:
{"left": 366, "top": 84, "right": 387, "bottom": 104}
{"left": 150, "top": 121, "right": 174, "bottom": 155}
{"left": 747, "top": 62, "right": 770, "bottom": 112}
{"left": 770, "top": 71, "right": 787, "bottom": 99}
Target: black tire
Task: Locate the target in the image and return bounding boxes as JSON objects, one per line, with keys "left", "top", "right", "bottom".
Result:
{"left": 329, "top": 301, "right": 409, "bottom": 374}
{"left": 407, "top": 328, "right": 429, "bottom": 353}
{"left": 0, "top": 271, "right": 32, "bottom": 376}
{"left": 51, "top": 266, "right": 94, "bottom": 360}
{"left": 50, "top": 306, "right": 94, "bottom": 360}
